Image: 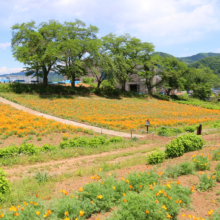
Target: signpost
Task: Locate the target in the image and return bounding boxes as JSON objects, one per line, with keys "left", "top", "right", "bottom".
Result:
{"left": 145, "top": 120, "right": 150, "bottom": 133}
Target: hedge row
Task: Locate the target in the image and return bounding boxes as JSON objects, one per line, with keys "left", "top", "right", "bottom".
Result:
{"left": 0, "top": 136, "right": 123, "bottom": 158}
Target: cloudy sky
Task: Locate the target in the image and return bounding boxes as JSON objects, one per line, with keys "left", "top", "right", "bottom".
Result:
{"left": 0, "top": 0, "right": 220, "bottom": 74}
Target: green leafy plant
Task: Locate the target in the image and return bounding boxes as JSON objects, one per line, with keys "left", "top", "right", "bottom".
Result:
{"left": 147, "top": 150, "right": 166, "bottom": 164}
{"left": 0, "top": 169, "right": 10, "bottom": 201}
{"left": 213, "top": 148, "right": 220, "bottom": 161}
{"left": 197, "top": 173, "right": 216, "bottom": 192}
{"left": 165, "top": 138, "right": 185, "bottom": 158}
{"left": 192, "top": 155, "right": 211, "bottom": 171}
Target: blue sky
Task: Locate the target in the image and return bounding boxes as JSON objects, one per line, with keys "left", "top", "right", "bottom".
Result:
{"left": 0, "top": 0, "right": 220, "bottom": 75}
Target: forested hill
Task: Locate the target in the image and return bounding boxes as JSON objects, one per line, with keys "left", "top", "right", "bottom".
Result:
{"left": 189, "top": 55, "right": 220, "bottom": 76}
{"left": 155, "top": 52, "right": 220, "bottom": 64}
{"left": 177, "top": 53, "right": 220, "bottom": 64}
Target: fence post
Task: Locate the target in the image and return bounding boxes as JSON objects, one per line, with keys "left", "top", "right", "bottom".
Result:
{"left": 152, "top": 132, "right": 154, "bottom": 141}
{"left": 154, "top": 126, "right": 156, "bottom": 135}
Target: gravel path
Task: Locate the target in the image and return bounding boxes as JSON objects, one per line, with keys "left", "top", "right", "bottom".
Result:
{"left": 0, "top": 96, "right": 144, "bottom": 138}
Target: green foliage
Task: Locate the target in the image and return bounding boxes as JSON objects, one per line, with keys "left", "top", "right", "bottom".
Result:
{"left": 111, "top": 182, "right": 192, "bottom": 220}
{"left": 165, "top": 134, "right": 205, "bottom": 158}
{"left": 0, "top": 169, "right": 10, "bottom": 201}
{"left": 189, "top": 54, "right": 220, "bottom": 76}
{"left": 214, "top": 170, "right": 220, "bottom": 182}
{"left": 213, "top": 148, "right": 220, "bottom": 161}
{"left": 19, "top": 143, "right": 40, "bottom": 155}
{"left": 197, "top": 173, "right": 216, "bottom": 192}
{"left": 109, "top": 137, "right": 123, "bottom": 143}
{"left": 184, "top": 125, "right": 197, "bottom": 133}
{"left": 165, "top": 138, "right": 185, "bottom": 158}
{"left": 82, "top": 77, "right": 95, "bottom": 84}
{"left": 147, "top": 150, "right": 166, "bottom": 164}
{"left": 164, "top": 161, "right": 195, "bottom": 179}
{"left": 157, "top": 127, "right": 182, "bottom": 137}
{"left": 34, "top": 171, "right": 51, "bottom": 184}
{"left": 192, "top": 155, "right": 211, "bottom": 171}
{"left": 216, "top": 162, "right": 220, "bottom": 170}
{"left": 126, "top": 171, "right": 159, "bottom": 193}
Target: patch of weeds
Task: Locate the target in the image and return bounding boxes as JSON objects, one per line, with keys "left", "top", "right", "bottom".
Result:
{"left": 197, "top": 173, "right": 216, "bottom": 192}
{"left": 192, "top": 155, "right": 211, "bottom": 171}
{"left": 34, "top": 170, "right": 52, "bottom": 184}
{"left": 37, "top": 137, "right": 42, "bottom": 141}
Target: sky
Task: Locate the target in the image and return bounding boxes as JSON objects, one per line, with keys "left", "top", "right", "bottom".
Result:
{"left": 0, "top": 0, "right": 220, "bottom": 75}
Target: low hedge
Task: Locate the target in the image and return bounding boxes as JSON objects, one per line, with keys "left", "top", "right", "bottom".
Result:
{"left": 0, "top": 136, "right": 123, "bottom": 158}
{"left": 165, "top": 133, "right": 205, "bottom": 158}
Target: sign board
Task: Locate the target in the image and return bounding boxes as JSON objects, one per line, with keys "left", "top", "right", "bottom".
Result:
{"left": 145, "top": 120, "right": 150, "bottom": 126}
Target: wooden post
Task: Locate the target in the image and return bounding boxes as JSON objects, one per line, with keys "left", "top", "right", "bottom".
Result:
{"left": 197, "top": 124, "right": 202, "bottom": 135}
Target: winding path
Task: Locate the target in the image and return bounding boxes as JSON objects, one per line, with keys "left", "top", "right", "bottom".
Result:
{"left": 0, "top": 97, "right": 144, "bottom": 138}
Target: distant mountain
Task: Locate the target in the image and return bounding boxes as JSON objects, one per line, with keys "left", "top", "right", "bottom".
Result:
{"left": 155, "top": 52, "right": 220, "bottom": 65}
{"left": 0, "top": 71, "right": 64, "bottom": 82}
{"left": 189, "top": 55, "right": 220, "bottom": 76}
{"left": 177, "top": 53, "right": 220, "bottom": 64}
{"left": 154, "top": 52, "right": 174, "bottom": 58}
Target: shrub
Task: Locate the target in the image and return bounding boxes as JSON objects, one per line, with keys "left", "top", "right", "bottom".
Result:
{"left": 0, "top": 145, "right": 19, "bottom": 157}
{"left": 109, "top": 137, "right": 123, "bottom": 143}
{"left": 165, "top": 134, "right": 205, "bottom": 158}
{"left": 147, "top": 150, "right": 166, "bottom": 164}
{"left": 214, "top": 170, "right": 220, "bottom": 182}
{"left": 60, "top": 141, "right": 69, "bottom": 149}
{"left": 19, "top": 143, "right": 40, "bottom": 154}
{"left": 165, "top": 138, "right": 185, "bottom": 158}
{"left": 164, "top": 161, "right": 195, "bottom": 179}
{"left": 0, "top": 169, "right": 10, "bottom": 201}
{"left": 87, "top": 137, "right": 102, "bottom": 148}
{"left": 192, "top": 155, "right": 211, "bottom": 171}
{"left": 157, "top": 127, "right": 172, "bottom": 137}
{"left": 184, "top": 125, "right": 197, "bottom": 133}
{"left": 213, "top": 148, "right": 220, "bottom": 161}
{"left": 126, "top": 171, "right": 159, "bottom": 193}
{"left": 41, "top": 144, "right": 57, "bottom": 152}
{"left": 197, "top": 173, "right": 216, "bottom": 191}
{"left": 216, "top": 162, "right": 220, "bottom": 170}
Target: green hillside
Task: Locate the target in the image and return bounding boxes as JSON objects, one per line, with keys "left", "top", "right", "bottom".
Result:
{"left": 177, "top": 53, "right": 220, "bottom": 64}
{"left": 154, "top": 52, "right": 174, "bottom": 58}
{"left": 189, "top": 55, "right": 220, "bottom": 76}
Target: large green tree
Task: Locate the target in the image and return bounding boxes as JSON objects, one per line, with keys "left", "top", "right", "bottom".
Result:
{"left": 55, "top": 20, "right": 100, "bottom": 87}
{"left": 11, "top": 20, "right": 62, "bottom": 85}
{"left": 102, "top": 33, "right": 154, "bottom": 90}
{"left": 185, "top": 65, "right": 220, "bottom": 100}
{"left": 162, "top": 57, "right": 189, "bottom": 95}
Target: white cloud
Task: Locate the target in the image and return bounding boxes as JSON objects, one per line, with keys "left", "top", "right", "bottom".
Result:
{"left": 0, "top": 42, "right": 11, "bottom": 50}
{"left": 1, "top": 0, "right": 220, "bottom": 46}
{"left": 0, "top": 67, "right": 24, "bottom": 75}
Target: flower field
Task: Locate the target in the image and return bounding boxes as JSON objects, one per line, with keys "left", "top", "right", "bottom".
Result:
{"left": 0, "top": 102, "right": 88, "bottom": 139}
{"left": 2, "top": 94, "right": 220, "bottom": 130}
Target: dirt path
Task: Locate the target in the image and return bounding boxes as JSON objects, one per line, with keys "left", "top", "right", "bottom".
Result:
{"left": 4, "top": 139, "right": 171, "bottom": 180}
{"left": 0, "top": 97, "right": 145, "bottom": 138}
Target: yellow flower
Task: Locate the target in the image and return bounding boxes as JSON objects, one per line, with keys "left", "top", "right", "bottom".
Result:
{"left": 65, "top": 211, "right": 69, "bottom": 216}
{"left": 97, "top": 195, "right": 103, "bottom": 199}
{"left": 79, "top": 210, "right": 85, "bottom": 217}
{"left": 36, "top": 211, "right": 40, "bottom": 216}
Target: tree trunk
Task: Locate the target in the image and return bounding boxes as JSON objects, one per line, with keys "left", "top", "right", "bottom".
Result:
{"left": 121, "top": 81, "right": 126, "bottom": 91}
{"left": 71, "top": 74, "right": 75, "bottom": 88}
{"left": 43, "top": 74, "right": 48, "bottom": 86}
{"left": 97, "top": 80, "right": 102, "bottom": 88}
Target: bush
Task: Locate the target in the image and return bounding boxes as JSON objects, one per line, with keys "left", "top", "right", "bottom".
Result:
{"left": 126, "top": 171, "right": 159, "bottom": 193}
{"left": 192, "top": 155, "right": 211, "bottom": 171}
{"left": 184, "top": 125, "right": 197, "bottom": 133}
{"left": 147, "top": 150, "right": 166, "bottom": 164}
{"left": 216, "top": 162, "right": 220, "bottom": 170}
{"left": 19, "top": 143, "right": 40, "bottom": 154}
{"left": 0, "top": 145, "right": 19, "bottom": 157}
{"left": 164, "top": 161, "right": 195, "bottom": 178}
{"left": 41, "top": 144, "right": 57, "bottom": 152}
{"left": 109, "top": 137, "right": 123, "bottom": 143}
{"left": 0, "top": 169, "right": 10, "bottom": 201}
{"left": 214, "top": 170, "right": 220, "bottom": 182}
{"left": 165, "top": 138, "right": 185, "bottom": 158}
{"left": 213, "top": 148, "right": 220, "bottom": 161}
{"left": 165, "top": 134, "right": 205, "bottom": 158}
{"left": 197, "top": 173, "right": 216, "bottom": 191}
